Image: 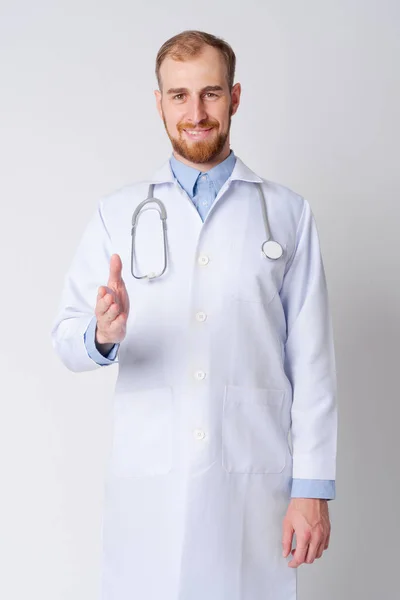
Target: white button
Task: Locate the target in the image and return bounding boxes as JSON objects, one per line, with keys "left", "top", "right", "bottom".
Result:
{"left": 195, "top": 311, "right": 207, "bottom": 322}
{"left": 198, "top": 255, "right": 209, "bottom": 265}
{"left": 194, "top": 370, "right": 206, "bottom": 380}
{"left": 194, "top": 429, "right": 206, "bottom": 440}
{"left": 201, "top": 175, "right": 206, "bottom": 180}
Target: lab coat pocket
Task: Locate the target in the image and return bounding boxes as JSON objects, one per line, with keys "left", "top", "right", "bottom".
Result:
{"left": 229, "top": 246, "right": 287, "bottom": 306}
{"left": 110, "top": 386, "right": 173, "bottom": 477}
{"left": 222, "top": 385, "right": 286, "bottom": 474}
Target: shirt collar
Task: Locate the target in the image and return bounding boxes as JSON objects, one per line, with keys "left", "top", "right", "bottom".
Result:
{"left": 140, "top": 152, "right": 263, "bottom": 187}
{"left": 169, "top": 150, "right": 237, "bottom": 198}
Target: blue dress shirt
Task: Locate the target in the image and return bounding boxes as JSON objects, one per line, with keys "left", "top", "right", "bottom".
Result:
{"left": 170, "top": 149, "right": 237, "bottom": 221}
{"left": 83, "top": 149, "right": 335, "bottom": 500}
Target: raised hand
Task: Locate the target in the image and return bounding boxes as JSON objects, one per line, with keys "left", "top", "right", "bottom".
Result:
{"left": 95, "top": 254, "right": 130, "bottom": 345}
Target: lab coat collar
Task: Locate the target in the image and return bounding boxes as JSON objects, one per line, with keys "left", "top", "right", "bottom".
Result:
{"left": 142, "top": 154, "right": 263, "bottom": 186}
{"left": 169, "top": 150, "right": 237, "bottom": 198}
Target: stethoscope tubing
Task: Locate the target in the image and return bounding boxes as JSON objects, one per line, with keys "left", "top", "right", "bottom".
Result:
{"left": 131, "top": 184, "right": 168, "bottom": 279}
{"left": 130, "top": 182, "right": 283, "bottom": 279}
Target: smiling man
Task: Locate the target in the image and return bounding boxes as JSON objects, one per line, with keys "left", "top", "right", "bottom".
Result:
{"left": 156, "top": 42, "right": 237, "bottom": 168}
{"left": 51, "top": 30, "right": 338, "bottom": 600}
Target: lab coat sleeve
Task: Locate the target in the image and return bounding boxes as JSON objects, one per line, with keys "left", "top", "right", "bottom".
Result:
{"left": 280, "top": 197, "right": 338, "bottom": 483}
{"left": 51, "top": 198, "right": 120, "bottom": 372}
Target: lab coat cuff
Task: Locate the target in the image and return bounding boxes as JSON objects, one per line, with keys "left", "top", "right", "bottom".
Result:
{"left": 84, "top": 315, "right": 120, "bottom": 365}
{"left": 291, "top": 478, "right": 336, "bottom": 500}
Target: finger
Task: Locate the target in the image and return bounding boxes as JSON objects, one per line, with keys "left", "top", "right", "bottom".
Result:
{"left": 324, "top": 529, "right": 331, "bottom": 550}
{"left": 305, "top": 535, "right": 322, "bottom": 564}
{"left": 288, "top": 532, "right": 311, "bottom": 568}
{"left": 288, "top": 544, "right": 308, "bottom": 567}
{"left": 98, "top": 295, "right": 121, "bottom": 324}
{"left": 101, "top": 301, "right": 121, "bottom": 324}
{"left": 108, "top": 254, "right": 123, "bottom": 287}
{"left": 97, "top": 287, "right": 116, "bottom": 313}
{"left": 99, "top": 310, "right": 127, "bottom": 338}
{"left": 103, "top": 310, "right": 127, "bottom": 336}
{"left": 112, "top": 311, "right": 127, "bottom": 328}
{"left": 98, "top": 285, "right": 115, "bottom": 298}
{"left": 97, "top": 293, "right": 116, "bottom": 317}
{"left": 97, "top": 285, "right": 108, "bottom": 298}
{"left": 282, "top": 520, "right": 294, "bottom": 558}
{"left": 316, "top": 541, "right": 325, "bottom": 559}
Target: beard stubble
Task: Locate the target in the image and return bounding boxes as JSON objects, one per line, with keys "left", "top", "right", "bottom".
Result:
{"left": 162, "top": 104, "right": 233, "bottom": 165}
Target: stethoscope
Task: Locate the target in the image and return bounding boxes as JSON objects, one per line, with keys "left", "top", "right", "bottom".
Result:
{"left": 130, "top": 182, "right": 283, "bottom": 280}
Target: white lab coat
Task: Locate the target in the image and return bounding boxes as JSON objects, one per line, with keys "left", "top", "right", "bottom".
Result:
{"left": 51, "top": 156, "right": 337, "bottom": 600}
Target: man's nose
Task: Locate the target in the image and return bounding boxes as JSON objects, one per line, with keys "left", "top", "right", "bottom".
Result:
{"left": 186, "top": 97, "right": 208, "bottom": 125}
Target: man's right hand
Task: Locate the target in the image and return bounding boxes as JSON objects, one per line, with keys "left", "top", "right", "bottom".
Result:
{"left": 95, "top": 254, "right": 130, "bottom": 345}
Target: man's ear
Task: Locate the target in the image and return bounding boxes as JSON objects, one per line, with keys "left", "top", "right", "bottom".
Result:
{"left": 230, "top": 82, "right": 241, "bottom": 116}
{"left": 154, "top": 89, "right": 163, "bottom": 119}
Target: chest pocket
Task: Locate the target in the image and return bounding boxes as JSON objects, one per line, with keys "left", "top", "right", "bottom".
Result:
{"left": 227, "top": 238, "right": 287, "bottom": 306}
{"left": 109, "top": 386, "right": 174, "bottom": 477}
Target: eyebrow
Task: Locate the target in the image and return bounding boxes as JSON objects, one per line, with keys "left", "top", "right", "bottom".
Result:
{"left": 166, "top": 85, "right": 224, "bottom": 95}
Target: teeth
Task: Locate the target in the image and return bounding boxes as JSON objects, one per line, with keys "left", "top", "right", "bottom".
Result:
{"left": 186, "top": 129, "right": 210, "bottom": 135}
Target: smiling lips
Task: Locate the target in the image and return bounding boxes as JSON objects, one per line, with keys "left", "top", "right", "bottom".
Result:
{"left": 183, "top": 127, "right": 214, "bottom": 139}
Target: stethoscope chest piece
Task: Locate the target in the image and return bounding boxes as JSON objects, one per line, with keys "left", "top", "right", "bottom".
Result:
{"left": 262, "top": 239, "right": 283, "bottom": 260}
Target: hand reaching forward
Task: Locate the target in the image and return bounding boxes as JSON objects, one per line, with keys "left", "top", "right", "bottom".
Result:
{"left": 95, "top": 254, "right": 130, "bottom": 345}
{"left": 282, "top": 498, "right": 331, "bottom": 567}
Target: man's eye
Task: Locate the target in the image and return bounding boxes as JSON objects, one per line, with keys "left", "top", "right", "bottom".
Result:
{"left": 172, "top": 92, "right": 218, "bottom": 100}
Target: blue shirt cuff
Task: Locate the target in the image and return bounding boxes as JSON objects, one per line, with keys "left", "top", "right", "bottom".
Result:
{"left": 84, "top": 315, "right": 120, "bottom": 365}
{"left": 291, "top": 479, "right": 336, "bottom": 500}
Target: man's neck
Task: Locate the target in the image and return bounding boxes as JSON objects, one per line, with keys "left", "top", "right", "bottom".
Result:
{"left": 172, "top": 147, "right": 231, "bottom": 172}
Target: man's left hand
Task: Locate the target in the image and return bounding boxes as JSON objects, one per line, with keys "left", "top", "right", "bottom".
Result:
{"left": 282, "top": 498, "right": 331, "bottom": 568}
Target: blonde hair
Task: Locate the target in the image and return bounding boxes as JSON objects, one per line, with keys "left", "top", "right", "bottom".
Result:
{"left": 155, "top": 30, "right": 236, "bottom": 92}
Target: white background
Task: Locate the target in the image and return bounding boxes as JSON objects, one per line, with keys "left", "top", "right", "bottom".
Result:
{"left": 0, "top": 1, "right": 399, "bottom": 598}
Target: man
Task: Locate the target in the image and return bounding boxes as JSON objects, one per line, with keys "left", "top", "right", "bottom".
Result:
{"left": 51, "top": 30, "right": 337, "bottom": 600}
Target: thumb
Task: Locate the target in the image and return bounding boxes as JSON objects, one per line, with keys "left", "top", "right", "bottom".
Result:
{"left": 108, "top": 254, "right": 123, "bottom": 286}
{"left": 282, "top": 520, "right": 294, "bottom": 558}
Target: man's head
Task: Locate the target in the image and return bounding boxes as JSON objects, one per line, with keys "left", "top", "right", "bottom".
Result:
{"left": 154, "top": 30, "right": 241, "bottom": 168}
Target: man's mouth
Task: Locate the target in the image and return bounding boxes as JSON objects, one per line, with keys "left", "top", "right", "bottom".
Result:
{"left": 183, "top": 127, "right": 214, "bottom": 140}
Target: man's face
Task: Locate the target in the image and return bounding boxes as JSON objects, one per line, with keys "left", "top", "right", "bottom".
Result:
{"left": 155, "top": 45, "right": 241, "bottom": 166}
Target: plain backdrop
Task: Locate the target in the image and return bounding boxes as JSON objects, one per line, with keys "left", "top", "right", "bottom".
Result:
{"left": 0, "top": 1, "right": 399, "bottom": 598}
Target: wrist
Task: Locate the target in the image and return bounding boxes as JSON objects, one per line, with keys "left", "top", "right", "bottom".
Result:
{"left": 95, "top": 325, "right": 113, "bottom": 348}
{"left": 290, "top": 498, "right": 327, "bottom": 504}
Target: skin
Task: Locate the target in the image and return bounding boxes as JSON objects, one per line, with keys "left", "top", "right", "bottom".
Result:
{"left": 282, "top": 498, "right": 331, "bottom": 567}
{"left": 154, "top": 45, "right": 240, "bottom": 170}
{"left": 95, "top": 45, "right": 332, "bottom": 567}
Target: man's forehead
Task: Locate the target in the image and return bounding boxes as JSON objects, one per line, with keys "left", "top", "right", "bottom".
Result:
{"left": 160, "top": 48, "right": 227, "bottom": 83}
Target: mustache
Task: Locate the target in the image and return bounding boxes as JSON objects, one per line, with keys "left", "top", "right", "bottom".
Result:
{"left": 177, "top": 121, "right": 218, "bottom": 131}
